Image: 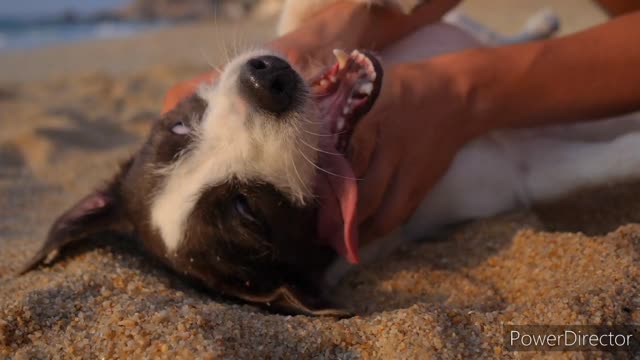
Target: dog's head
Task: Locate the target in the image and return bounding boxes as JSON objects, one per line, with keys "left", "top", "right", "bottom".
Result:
{"left": 21, "top": 49, "right": 382, "bottom": 316}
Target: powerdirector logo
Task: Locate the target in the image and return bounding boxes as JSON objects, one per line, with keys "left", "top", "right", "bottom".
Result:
{"left": 503, "top": 325, "right": 640, "bottom": 352}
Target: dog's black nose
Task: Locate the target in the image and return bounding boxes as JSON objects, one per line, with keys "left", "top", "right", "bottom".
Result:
{"left": 239, "top": 56, "right": 300, "bottom": 114}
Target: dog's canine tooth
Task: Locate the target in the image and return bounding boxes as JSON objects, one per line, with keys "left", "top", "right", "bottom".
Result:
{"left": 367, "top": 69, "right": 376, "bottom": 81}
{"left": 333, "top": 49, "right": 350, "bottom": 69}
{"left": 353, "top": 51, "right": 366, "bottom": 64}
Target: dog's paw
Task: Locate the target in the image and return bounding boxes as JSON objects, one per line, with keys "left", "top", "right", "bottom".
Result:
{"left": 523, "top": 8, "right": 561, "bottom": 39}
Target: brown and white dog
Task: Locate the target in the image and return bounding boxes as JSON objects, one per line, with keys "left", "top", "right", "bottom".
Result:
{"left": 21, "top": 1, "right": 640, "bottom": 316}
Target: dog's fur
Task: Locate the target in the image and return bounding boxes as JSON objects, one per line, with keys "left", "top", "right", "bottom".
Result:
{"left": 21, "top": 1, "right": 640, "bottom": 315}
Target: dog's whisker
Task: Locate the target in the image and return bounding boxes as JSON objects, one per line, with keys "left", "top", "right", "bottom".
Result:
{"left": 207, "top": 7, "right": 230, "bottom": 72}
{"left": 236, "top": 26, "right": 251, "bottom": 57}
{"left": 299, "top": 118, "right": 325, "bottom": 125}
{"left": 299, "top": 117, "right": 349, "bottom": 135}
{"left": 199, "top": 48, "right": 223, "bottom": 74}
{"left": 289, "top": 120, "right": 309, "bottom": 138}
{"left": 231, "top": 23, "right": 250, "bottom": 59}
{"left": 223, "top": 41, "right": 232, "bottom": 65}
{"left": 297, "top": 148, "right": 361, "bottom": 181}
{"left": 302, "top": 129, "right": 344, "bottom": 137}
{"left": 288, "top": 118, "right": 332, "bottom": 135}
{"left": 289, "top": 152, "right": 313, "bottom": 197}
{"left": 215, "top": 12, "right": 233, "bottom": 66}
{"left": 300, "top": 139, "right": 343, "bottom": 156}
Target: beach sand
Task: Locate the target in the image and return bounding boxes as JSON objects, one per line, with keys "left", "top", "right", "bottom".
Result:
{"left": 1, "top": 1, "right": 639, "bottom": 358}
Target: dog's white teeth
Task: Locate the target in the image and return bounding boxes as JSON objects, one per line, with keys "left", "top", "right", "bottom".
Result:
{"left": 352, "top": 50, "right": 367, "bottom": 64}
{"left": 343, "top": 105, "right": 350, "bottom": 115}
{"left": 359, "top": 82, "right": 373, "bottom": 95}
{"left": 320, "top": 79, "right": 329, "bottom": 88}
{"left": 365, "top": 65, "right": 376, "bottom": 80}
{"left": 333, "top": 49, "right": 349, "bottom": 69}
{"left": 337, "top": 117, "right": 346, "bottom": 131}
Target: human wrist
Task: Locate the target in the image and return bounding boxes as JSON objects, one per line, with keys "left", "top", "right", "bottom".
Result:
{"left": 429, "top": 48, "right": 507, "bottom": 142}
{"left": 399, "top": 54, "right": 489, "bottom": 146}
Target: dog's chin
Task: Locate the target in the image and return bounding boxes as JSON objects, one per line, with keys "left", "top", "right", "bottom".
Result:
{"left": 304, "top": 50, "right": 384, "bottom": 265}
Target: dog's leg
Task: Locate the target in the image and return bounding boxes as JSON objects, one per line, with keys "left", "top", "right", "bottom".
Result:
{"left": 444, "top": 8, "right": 560, "bottom": 46}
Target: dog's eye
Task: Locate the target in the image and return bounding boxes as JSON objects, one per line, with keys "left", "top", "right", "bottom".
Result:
{"left": 171, "top": 121, "right": 190, "bottom": 135}
{"left": 234, "top": 195, "right": 257, "bottom": 222}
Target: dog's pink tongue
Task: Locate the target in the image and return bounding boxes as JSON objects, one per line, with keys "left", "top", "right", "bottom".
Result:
{"left": 316, "top": 150, "right": 360, "bottom": 264}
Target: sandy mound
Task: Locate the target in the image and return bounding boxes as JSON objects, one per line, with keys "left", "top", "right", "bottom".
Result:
{"left": 1, "top": 61, "right": 639, "bottom": 358}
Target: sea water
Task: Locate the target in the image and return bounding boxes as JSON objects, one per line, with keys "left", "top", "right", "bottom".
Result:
{"left": 0, "top": 18, "right": 166, "bottom": 51}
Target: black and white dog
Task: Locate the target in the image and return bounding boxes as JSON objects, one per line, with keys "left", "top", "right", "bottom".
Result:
{"left": 21, "top": 1, "right": 640, "bottom": 316}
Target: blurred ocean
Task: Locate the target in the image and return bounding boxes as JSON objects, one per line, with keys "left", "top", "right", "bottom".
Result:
{"left": 0, "top": 19, "right": 166, "bottom": 51}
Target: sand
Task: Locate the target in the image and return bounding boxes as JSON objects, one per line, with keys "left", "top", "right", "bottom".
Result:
{"left": 1, "top": 1, "right": 639, "bottom": 358}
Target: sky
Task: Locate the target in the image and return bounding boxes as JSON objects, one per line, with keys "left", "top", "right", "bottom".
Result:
{"left": 0, "top": 0, "right": 131, "bottom": 17}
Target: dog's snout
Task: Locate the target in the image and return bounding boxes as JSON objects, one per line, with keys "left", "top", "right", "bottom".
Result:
{"left": 239, "top": 56, "right": 299, "bottom": 115}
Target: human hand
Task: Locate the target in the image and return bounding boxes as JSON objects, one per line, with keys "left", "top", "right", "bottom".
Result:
{"left": 348, "top": 60, "right": 475, "bottom": 244}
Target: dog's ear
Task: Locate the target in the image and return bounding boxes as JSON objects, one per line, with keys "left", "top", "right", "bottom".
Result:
{"left": 238, "top": 285, "right": 352, "bottom": 318}
{"left": 18, "top": 178, "right": 131, "bottom": 275}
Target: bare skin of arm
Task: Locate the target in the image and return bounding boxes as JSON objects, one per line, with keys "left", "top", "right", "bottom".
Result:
{"left": 595, "top": 0, "right": 640, "bottom": 16}
{"left": 161, "top": 0, "right": 461, "bottom": 113}
{"left": 460, "top": 11, "right": 640, "bottom": 137}
{"left": 353, "top": 11, "right": 640, "bottom": 241}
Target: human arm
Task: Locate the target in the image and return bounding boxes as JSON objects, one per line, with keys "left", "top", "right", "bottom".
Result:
{"left": 595, "top": 0, "right": 640, "bottom": 16}
{"left": 459, "top": 11, "right": 640, "bottom": 137}
{"left": 353, "top": 11, "right": 640, "bottom": 242}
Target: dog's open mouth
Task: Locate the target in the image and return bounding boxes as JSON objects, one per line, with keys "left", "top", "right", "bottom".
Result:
{"left": 310, "top": 49, "right": 384, "bottom": 265}
{"left": 310, "top": 49, "right": 383, "bottom": 152}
